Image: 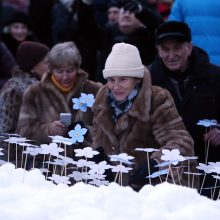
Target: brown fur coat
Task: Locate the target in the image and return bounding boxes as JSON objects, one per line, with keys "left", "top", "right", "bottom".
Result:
{"left": 92, "top": 68, "right": 198, "bottom": 187}
{"left": 16, "top": 69, "right": 102, "bottom": 144}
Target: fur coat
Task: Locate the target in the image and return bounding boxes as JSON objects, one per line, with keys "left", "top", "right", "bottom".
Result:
{"left": 0, "top": 67, "right": 39, "bottom": 133}
{"left": 16, "top": 69, "right": 102, "bottom": 144}
{"left": 92, "top": 68, "right": 197, "bottom": 188}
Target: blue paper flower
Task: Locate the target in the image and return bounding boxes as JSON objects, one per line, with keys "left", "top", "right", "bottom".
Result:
{"left": 72, "top": 98, "right": 88, "bottom": 112}
{"left": 79, "top": 93, "right": 95, "bottom": 108}
{"left": 68, "top": 124, "right": 87, "bottom": 143}
{"left": 147, "top": 169, "right": 169, "bottom": 179}
{"left": 197, "top": 119, "right": 218, "bottom": 128}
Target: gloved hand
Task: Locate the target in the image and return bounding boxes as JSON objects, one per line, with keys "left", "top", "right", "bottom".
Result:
{"left": 122, "top": 0, "right": 143, "bottom": 14}
{"left": 129, "top": 159, "right": 158, "bottom": 186}
{"left": 81, "top": 0, "right": 93, "bottom": 5}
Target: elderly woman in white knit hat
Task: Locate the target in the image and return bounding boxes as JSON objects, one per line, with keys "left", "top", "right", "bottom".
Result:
{"left": 92, "top": 42, "right": 198, "bottom": 191}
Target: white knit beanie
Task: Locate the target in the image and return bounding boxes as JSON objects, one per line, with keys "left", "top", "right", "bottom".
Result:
{"left": 103, "top": 43, "right": 144, "bottom": 79}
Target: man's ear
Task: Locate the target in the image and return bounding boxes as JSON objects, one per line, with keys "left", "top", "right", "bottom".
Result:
{"left": 187, "top": 42, "right": 193, "bottom": 56}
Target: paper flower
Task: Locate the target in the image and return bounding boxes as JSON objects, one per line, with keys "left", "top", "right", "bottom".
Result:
{"left": 57, "top": 155, "right": 77, "bottom": 165}
{"left": 147, "top": 169, "right": 169, "bottom": 178}
{"left": 210, "top": 166, "right": 220, "bottom": 174}
{"left": 109, "top": 153, "right": 134, "bottom": 165}
{"left": 75, "top": 159, "right": 95, "bottom": 168}
{"left": 87, "top": 172, "right": 106, "bottom": 180}
{"left": 161, "top": 149, "right": 185, "bottom": 165}
{"left": 196, "top": 163, "right": 213, "bottom": 174}
{"left": 111, "top": 164, "right": 132, "bottom": 173}
{"left": 197, "top": 119, "right": 218, "bottom": 128}
{"left": 208, "top": 162, "right": 220, "bottom": 167}
{"left": 68, "top": 171, "right": 88, "bottom": 182}
{"left": 0, "top": 159, "right": 6, "bottom": 165}
{"left": 88, "top": 179, "right": 109, "bottom": 187}
{"left": 135, "top": 147, "right": 160, "bottom": 153}
{"left": 88, "top": 161, "right": 112, "bottom": 175}
{"left": 48, "top": 174, "right": 71, "bottom": 185}
{"left": 72, "top": 98, "right": 88, "bottom": 112}
{"left": 184, "top": 156, "right": 198, "bottom": 160}
{"left": 212, "top": 175, "right": 220, "bottom": 180}
{"left": 3, "top": 137, "right": 30, "bottom": 144}
{"left": 74, "top": 147, "right": 99, "bottom": 158}
{"left": 49, "top": 136, "right": 73, "bottom": 145}
{"left": 68, "top": 124, "right": 87, "bottom": 143}
{"left": 183, "top": 172, "right": 202, "bottom": 176}
{"left": 0, "top": 148, "right": 4, "bottom": 156}
{"left": 23, "top": 147, "right": 42, "bottom": 156}
{"left": 39, "top": 143, "right": 64, "bottom": 156}
{"left": 79, "top": 93, "right": 95, "bottom": 108}
{"left": 154, "top": 161, "right": 171, "bottom": 168}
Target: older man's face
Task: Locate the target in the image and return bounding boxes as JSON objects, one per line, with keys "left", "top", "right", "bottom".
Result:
{"left": 157, "top": 39, "right": 193, "bottom": 72}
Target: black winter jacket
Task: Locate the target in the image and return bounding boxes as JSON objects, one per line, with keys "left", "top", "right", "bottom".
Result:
{"left": 149, "top": 47, "right": 220, "bottom": 164}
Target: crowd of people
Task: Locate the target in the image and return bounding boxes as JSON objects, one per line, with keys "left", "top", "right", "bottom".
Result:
{"left": 0, "top": 0, "right": 220, "bottom": 199}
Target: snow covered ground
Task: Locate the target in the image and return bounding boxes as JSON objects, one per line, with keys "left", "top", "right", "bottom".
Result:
{"left": 0, "top": 164, "right": 220, "bottom": 220}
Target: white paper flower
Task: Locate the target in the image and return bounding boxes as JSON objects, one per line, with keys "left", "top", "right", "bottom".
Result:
{"left": 0, "top": 148, "right": 4, "bottom": 156}
{"left": 184, "top": 156, "right": 198, "bottom": 160}
{"left": 48, "top": 174, "right": 71, "bottom": 185}
{"left": 23, "top": 147, "right": 42, "bottom": 156}
{"left": 196, "top": 163, "right": 213, "bottom": 174}
{"left": 109, "top": 153, "right": 134, "bottom": 165}
{"left": 208, "top": 162, "right": 220, "bottom": 167}
{"left": 87, "top": 172, "right": 106, "bottom": 180}
{"left": 197, "top": 119, "right": 218, "bottom": 127}
{"left": 210, "top": 166, "right": 220, "bottom": 174}
{"left": 212, "top": 175, "right": 220, "bottom": 180}
{"left": 75, "top": 159, "right": 95, "bottom": 168}
{"left": 161, "top": 149, "right": 185, "bottom": 165}
{"left": 89, "top": 161, "right": 112, "bottom": 175}
{"left": 135, "top": 147, "right": 160, "bottom": 153}
{"left": 40, "top": 143, "right": 64, "bottom": 156}
{"left": 88, "top": 179, "right": 109, "bottom": 187}
{"left": 0, "top": 159, "right": 7, "bottom": 165}
{"left": 68, "top": 171, "right": 88, "bottom": 182}
{"left": 49, "top": 135, "right": 73, "bottom": 145}
{"left": 3, "top": 137, "right": 30, "bottom": 144}
{"left": 74, "top": 147, "right": 99, "bottom": 158}
{"left": 57, "top": 155, "right": 77, "bottom": 165}
{"left": 111, "top": 164, "right": 132, "bottom": 173}
{"left": 183, "top": 172, "right": 202, "bottom": 175}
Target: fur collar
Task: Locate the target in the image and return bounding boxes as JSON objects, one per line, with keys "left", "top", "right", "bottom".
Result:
{"left": 93, "top": 67, "right": 152, "bottom": 122}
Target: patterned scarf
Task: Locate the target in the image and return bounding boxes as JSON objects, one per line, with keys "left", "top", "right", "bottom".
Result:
{"left": 107, "top": 86, "right": 139, "bottom": 122}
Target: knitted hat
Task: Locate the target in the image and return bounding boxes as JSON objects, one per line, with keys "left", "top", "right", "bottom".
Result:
{"left": 103, "top": 43, "right": 144, "bottom": 79}
{"left": 16, "top": 41, "right": 49, "bottom": 71}
{"left": 6, "top": 10, "right": 31, "bottom": 29}
{"left": 155, "top": 21, "right": 191, "bottom": 44}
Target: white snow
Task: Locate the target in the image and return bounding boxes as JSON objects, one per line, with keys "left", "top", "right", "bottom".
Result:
{"left": 0, "top": 163, "right": 220, "bottom": 220}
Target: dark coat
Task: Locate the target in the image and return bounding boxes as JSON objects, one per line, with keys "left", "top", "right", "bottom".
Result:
{"left": 77, "top": 1, "right": 158, "bottom": 82}
{"left": 149, "top": 47, "right": 220, "bottom": 164}
{"left": 0, "top": 42, "right": 16, "bottom": 88}
{"left": 92, "top": 68, "right": 197, "bottom": 188}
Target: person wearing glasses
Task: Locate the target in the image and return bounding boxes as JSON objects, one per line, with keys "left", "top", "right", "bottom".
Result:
{"left": 16, "top": 41, "right": 102, "bottom": 145}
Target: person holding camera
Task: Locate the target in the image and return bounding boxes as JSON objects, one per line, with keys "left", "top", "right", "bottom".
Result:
{"left": 16, "top": 41, "right": 102, "bottom": 144}
{"left": 77, "top": 0, "right": 163, "bottom": 82}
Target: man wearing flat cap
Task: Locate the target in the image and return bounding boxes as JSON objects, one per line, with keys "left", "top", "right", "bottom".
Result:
{"left": 149, "top": 21, "right": 220, "bottom": 199}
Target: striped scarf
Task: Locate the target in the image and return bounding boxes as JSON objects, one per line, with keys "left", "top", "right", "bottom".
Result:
{"left": 107, "top": 86, "right": 139, "bottom": 122}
